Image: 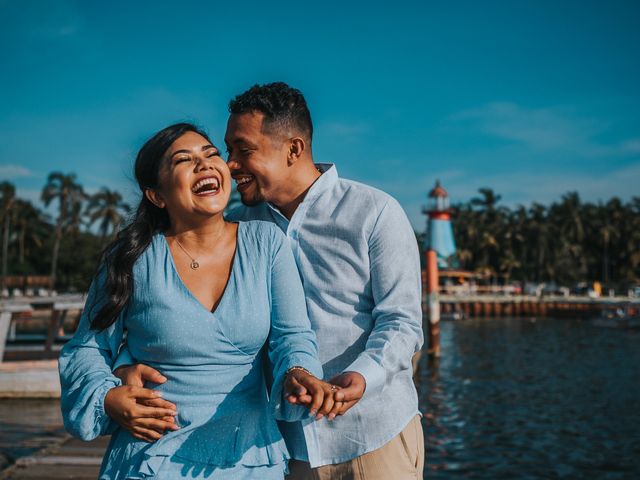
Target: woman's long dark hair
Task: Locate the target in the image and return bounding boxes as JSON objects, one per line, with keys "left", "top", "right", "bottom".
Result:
{"left": 90, "top": 122, "right": 211, "bottom": 330}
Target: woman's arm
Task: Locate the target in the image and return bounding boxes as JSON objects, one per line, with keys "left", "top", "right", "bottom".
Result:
{"left": 266, "top": 228, "right": 339, "bottom": 421}
{"left": 58, "top": 270, "right": 177, "bottom": 441}
{"left": 58, "top": 271, "right": 126, "bottom": 440}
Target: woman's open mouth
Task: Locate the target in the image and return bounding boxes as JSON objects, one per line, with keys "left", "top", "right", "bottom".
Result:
{"left": 191, "top": 177, "right": 220, "bottom": 196}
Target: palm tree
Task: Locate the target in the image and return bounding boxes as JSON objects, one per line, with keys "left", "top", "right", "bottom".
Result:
{"left": 624, "top": 197, "right": 640, "bottom": 284}
{"left": 86, "top": 187, "right": 130, "bottom": 241}
{"left": 551, "top": 192, "right": 586, "bottom": 282}
{"left": 41, "top": 172, "right": 86, "bottom": 288}
{"left": 471, "top": 188, "right": 502, "bottom": 213}
{"left": 12, "top": 199, "right": 48, "bottom": 266}
{"left": 471, "top": 188, "right": 504, "bottom": 276}
{"left": 0, "top": 182, "right": 15, "bottom": 291}
{"left": 447, "top": 186, "right": 640, "bottom": 289}
{"left": 509, "top": 206, "right": 528, "bottom": 281}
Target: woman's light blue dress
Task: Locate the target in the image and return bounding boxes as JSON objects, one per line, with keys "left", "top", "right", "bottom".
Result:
{"left": 58, "top": 221, "right": 322, "bottom": 479}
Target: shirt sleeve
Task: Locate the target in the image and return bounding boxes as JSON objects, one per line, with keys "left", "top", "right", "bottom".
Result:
{"left": 266, "top": 227, "right": 324, "bottom": 422}
{"left": 58, "top": 268, "right": 124, "bottom": 441}
{"left": 345, "top": 198, "right": 424, "bottom": 398}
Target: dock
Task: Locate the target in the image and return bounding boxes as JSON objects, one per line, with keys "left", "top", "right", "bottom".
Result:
{"left": 437, "top": 294, "right": 640, "bottom": 318}
{"left": 0, "top": 436, "right": 108, "bottom": 479}
{"left": 1, "top": 295, "right": 84, "bottom": 363}
{"left": 0, "top": 360, "right": 60, "bottom": 398}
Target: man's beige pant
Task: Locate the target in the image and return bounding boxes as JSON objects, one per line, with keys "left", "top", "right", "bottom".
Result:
{"left": 286, "top": 415, "right": 424, "bottom": 480}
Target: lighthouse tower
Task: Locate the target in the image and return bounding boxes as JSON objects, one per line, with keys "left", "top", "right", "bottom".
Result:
{"left": 423, "top": 180, "right": 458, "bottom": 269}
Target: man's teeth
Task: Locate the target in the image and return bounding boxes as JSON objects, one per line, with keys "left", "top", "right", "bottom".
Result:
{"left": 236, "top": 177, "right": 253, "bottom": 185}
{"left": 191, "top": 177, "right": 220, "bottom": 193}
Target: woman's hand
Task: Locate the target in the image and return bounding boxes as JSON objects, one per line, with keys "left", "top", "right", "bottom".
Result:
{"left": 283, "top": 368, "right": 343, "bottom": 421}
{"left": 104, "top": 385, "right": 179, "bottom": 442}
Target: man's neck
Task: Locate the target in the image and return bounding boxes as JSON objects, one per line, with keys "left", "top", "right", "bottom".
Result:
{"left": 273, "top": 161, "right": 321, "bottom": 220}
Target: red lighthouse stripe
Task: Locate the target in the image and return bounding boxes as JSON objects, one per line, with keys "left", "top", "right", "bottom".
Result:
{"left": 428, "top": 212, "right": 451, "bottom": 221}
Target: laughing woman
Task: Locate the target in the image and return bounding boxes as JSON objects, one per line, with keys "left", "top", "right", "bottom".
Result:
{"left": 58, "top": 123, "right": 336, "bottom": 479}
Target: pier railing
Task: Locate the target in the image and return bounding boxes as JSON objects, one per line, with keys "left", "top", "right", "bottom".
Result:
{"left": 0, "top": 296, "right": 85, "bottom": 363}
{"left": 1, "top": 293, "right": 639, "bottom": 362}
{"left": 436, "top": 294, "right": 640, "bottom": 318}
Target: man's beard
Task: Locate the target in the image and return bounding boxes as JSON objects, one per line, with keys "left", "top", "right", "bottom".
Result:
{"left": 240, "top": 189, "right": 264, "bottom": 206}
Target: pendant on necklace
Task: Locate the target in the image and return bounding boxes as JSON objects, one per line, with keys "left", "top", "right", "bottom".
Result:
{"left": 190, "top": 260, "right": 200, "bottom": 270}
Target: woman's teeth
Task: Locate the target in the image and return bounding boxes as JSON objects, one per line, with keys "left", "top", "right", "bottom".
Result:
{"left": 192, "top": 177, "right": 220, "bottom": 193}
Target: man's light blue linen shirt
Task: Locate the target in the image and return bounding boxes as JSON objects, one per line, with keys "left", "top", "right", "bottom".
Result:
{"left": 227, "top": 164, "right": 423, "bottom": 467}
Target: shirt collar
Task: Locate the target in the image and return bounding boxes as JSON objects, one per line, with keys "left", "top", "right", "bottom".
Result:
{"left": 266, "top": 163, "right": 338, "bottom": 220}
{"left": 304, "top": 163, "right": 338, "bottom": 202}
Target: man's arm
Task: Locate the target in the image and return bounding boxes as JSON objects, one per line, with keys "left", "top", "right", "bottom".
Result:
{"left": 334, "top": 197, "right": 423, "bottom": 412}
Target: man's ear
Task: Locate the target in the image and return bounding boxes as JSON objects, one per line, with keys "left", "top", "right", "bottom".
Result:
{"left": 287, "top": 137, "right": 306, "bottom": 166}
{"left": 144, "top": 188, "right": 166, "bottom": 209}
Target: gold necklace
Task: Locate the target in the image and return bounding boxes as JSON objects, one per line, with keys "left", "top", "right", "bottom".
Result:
{"left": 174, "top": 238, "right": 200, "bottom": 270}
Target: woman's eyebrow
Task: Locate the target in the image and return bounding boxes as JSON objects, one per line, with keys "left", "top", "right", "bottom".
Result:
{"left": 171, "top": 149, "right": 191, "bottom": 157}
{"left": 170, "top": 145, "right": 216, "bottom": 157}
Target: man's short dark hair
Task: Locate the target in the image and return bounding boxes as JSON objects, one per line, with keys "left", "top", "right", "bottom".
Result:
{"left": 229, "top": 82, "right": 313, "bottom": 142}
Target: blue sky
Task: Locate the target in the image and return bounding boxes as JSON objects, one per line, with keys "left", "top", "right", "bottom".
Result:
{"left": 1, "top": 0, "right": 639, "bottom": 229}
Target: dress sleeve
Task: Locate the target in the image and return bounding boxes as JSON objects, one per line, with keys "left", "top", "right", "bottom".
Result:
{"left": 344, "top": 197, "right": 424, "bottom": 399}
{"left": 266, "top": 228, "right": 323, "bottom": 422}
{"left": 112, "top": 345, "right": 135, "bottom": 371}
{"left": 58, "top": 268, "right": 124, "bottom": 441}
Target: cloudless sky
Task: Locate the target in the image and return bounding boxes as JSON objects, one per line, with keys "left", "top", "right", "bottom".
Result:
{"left": 1, "top": 0, "right": 639, "bottom": 229}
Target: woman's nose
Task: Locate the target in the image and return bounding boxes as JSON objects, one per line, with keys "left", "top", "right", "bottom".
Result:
{"left": 195, "top": 155, "right": 215, "bottom": 170}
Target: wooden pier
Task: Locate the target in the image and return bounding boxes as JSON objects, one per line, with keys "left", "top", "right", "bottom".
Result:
{"left": 0, "top": 296, "right": 84, "bottom": 363}
{"left": 0, "top": 436, "right": 108, "bottom": 479}
{"left": 0, "top": 360, "right": 60, "bottom": 398}
{"left": 437, "top": 294, "right": 640, "bottom": 319}
{"left": 0, "top": 296, "right": 84, "bottom": 400}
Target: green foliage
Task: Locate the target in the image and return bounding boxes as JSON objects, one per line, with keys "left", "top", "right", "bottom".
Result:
{"left": 85, "top": 187, "right": 131, "bottom": 242}
{"left": 54, "top": 230, "right": 105, "bottom": 292}
{"left": 2, "top": 178, "right": 640, "bottom": 292}
{"left": 452, "top": 189, "right": 640, "bottom": 288}
{"left": 2, "top": 177, "right": 127, "bottom": 292}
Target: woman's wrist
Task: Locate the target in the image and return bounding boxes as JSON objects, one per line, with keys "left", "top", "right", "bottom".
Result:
{"left": 285, "top": 366, "right": 312, "bottom": 377}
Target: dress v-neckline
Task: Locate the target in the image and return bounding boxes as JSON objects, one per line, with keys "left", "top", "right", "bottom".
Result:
{"left": 162, "top": 223, "right": 241, "bottom": 316}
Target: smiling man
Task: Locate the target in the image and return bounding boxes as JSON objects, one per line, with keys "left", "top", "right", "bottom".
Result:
{"left": 224, "top": 82, "right": 424, "bottom": 480}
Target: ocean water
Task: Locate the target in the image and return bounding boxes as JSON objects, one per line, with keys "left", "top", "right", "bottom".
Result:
{"left": 417, "top": 316, "right": 640, "bottom": 479}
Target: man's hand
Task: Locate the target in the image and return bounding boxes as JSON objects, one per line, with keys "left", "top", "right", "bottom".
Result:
{"left": 104, "top": 386, "right": 179, "bottom": 442}
{"left": 284, "top": 369, "right": 342, "bottom": 420}
{"left": 114, "top": 364, "right": 176, "bottom": 411}
{"left": 114, "top": 363, "right": 166, "bottom": 387}
{"left": 330, "top": 371, "right": 366, "bottom": 416}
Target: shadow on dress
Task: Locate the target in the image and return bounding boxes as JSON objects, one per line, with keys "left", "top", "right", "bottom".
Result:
{"left": 139, "top": 352, "right": 289, "bottom": 478}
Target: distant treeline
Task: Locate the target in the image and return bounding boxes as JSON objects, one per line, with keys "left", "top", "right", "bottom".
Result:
{"left": 0, "top": 173, "right": 243, "bottom": 292}
{"left": 1, "top": 173, "right": 129, "bottom": 292}
{"left": 1, "top": 176, "right": 639, "bottom": 292}
{"left": 449, "top": 188, "right": 640, "bottom": 289}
